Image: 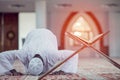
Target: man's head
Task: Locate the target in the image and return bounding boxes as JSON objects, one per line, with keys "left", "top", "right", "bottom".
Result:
{"left": 28, "top": 54, "right": 44, "bottom": 75}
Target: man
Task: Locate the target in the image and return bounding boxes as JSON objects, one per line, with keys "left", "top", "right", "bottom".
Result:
{"left": 0, "top": 28, "right": 78, "bottom": 76}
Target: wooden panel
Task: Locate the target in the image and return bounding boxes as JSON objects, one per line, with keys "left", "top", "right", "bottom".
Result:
{"left": 4, "top": 13, "right": 18, "bottom": 51}
{"left": 0, "top": 13, "right": 2, "bottom": 52}
{"left": 0, "top": 13, "right": 18, "bottom": 51}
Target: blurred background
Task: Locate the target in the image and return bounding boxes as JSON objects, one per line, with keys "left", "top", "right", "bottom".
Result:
{"left": 0, "top": 0, "right": 120, "bottom": 58}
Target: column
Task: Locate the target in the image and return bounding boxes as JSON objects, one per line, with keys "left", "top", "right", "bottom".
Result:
{"left": 35, "top": 0, "right": 47, "bottom": 28}
{"left": 109, "top": 12, "right": 120, "bottom": 57}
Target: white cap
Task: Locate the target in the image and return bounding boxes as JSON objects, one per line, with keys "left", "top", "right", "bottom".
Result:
{"left": 28, "top": 58, "right": 43, "bottom": 75}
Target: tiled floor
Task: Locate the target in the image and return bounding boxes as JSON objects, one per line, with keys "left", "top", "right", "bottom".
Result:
{"left": 0, "top": 58, "right": 120, "bottom": 80}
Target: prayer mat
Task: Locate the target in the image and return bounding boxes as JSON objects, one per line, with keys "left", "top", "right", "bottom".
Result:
{"left": 0, "top": 73, "right": 120, "bottom": 80}
{"left": 0, "top": 74, "right": 89, "bottom": 80}
{"left": 99, "top": 73, "right": 120, "bottom": 80}
{"left": 41, "top": 74, "right": 82, "bottom": 80}
{"left": 0, "top": 58, "right": 120, "bottom": 80}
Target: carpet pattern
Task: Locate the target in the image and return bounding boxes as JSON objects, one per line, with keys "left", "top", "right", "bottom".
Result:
{"left": 0, "top": 58, "right": 120, "bottom": 80}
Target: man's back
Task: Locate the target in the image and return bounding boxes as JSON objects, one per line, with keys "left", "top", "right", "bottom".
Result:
{"left": 22, "top": 28, "right": 58, "bottom": 52}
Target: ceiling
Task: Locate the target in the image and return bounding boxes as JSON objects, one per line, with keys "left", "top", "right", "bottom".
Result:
{"left": 0, "top": 0, "right": 120, "bottom": 13}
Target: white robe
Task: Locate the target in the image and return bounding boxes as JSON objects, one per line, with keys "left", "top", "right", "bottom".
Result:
{"left": 0, "top": 28, "right": 78, "bottom": 75}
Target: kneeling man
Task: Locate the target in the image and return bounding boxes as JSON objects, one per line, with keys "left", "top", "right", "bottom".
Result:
{"left": 0, "top": 28, "right": 78, "bottom": 76}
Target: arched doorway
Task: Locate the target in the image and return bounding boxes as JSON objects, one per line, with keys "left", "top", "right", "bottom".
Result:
{"left": 60, "top": 12, "right": 106, "bottom": 57}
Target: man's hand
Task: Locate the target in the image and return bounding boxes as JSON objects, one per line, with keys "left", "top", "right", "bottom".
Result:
{"left": 6, "top": 69, "right": 23, "bottom": 76}
{"left": 51, "top": 70, "right": 72, "bottom": 75}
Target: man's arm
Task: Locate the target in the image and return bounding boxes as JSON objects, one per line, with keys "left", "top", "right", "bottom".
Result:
{"left": 58, "top": 50, "right": 78, "bottom": 73}
{"left": 0, "top": 50, "right": 23, "bottom": 75}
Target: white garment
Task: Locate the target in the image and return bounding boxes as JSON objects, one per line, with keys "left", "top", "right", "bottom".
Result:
{"left": 0, "top": 28, "right": 78, "bottom": 75}
{"left": 28, "top": 58, "right": 43, "bottom": 75}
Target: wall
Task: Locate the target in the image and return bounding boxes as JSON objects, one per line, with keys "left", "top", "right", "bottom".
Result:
{"left": 18, "top": 11, "right": 120, "bottom": 57}
{"left": 109, "top": 12, "right": 120, "bottom": 57}
{"left": 19, "top": 12, "right": 36, "bottom": 49}
{"left": 47, "top": 11, "right": 109, "bottom": 50}
{"left": 47, "top": 11, "right": 70, "bottom": 47}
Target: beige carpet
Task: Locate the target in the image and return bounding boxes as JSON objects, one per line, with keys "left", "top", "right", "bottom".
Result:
{"left": 0, "top": 58, "right": 120, "bottom": 80}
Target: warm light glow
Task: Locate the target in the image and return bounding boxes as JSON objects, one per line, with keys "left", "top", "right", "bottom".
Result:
{"left": 72, "top": 16, "right": 91, "bottom": 32}
{"left": 73, "top": 31, "right": 82, "bottom": 37}
{"left": 70, "top": 16, "right": 94, "bottom": 46}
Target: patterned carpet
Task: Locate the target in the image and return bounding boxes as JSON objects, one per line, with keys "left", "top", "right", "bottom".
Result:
{"left": 0, "top": 58, "right": 120, "bottom": 80}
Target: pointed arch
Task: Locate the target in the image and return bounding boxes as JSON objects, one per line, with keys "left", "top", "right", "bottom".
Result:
{"left": 60, "top": 12, "right": 104, "bottom": 52}
{"left": 60, "top": 12, "right": 78, "bottom": 49}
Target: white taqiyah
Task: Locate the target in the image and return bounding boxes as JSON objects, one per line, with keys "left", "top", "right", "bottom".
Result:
{"left": 28, "top": 58, "right": 43, "bottom": 75}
